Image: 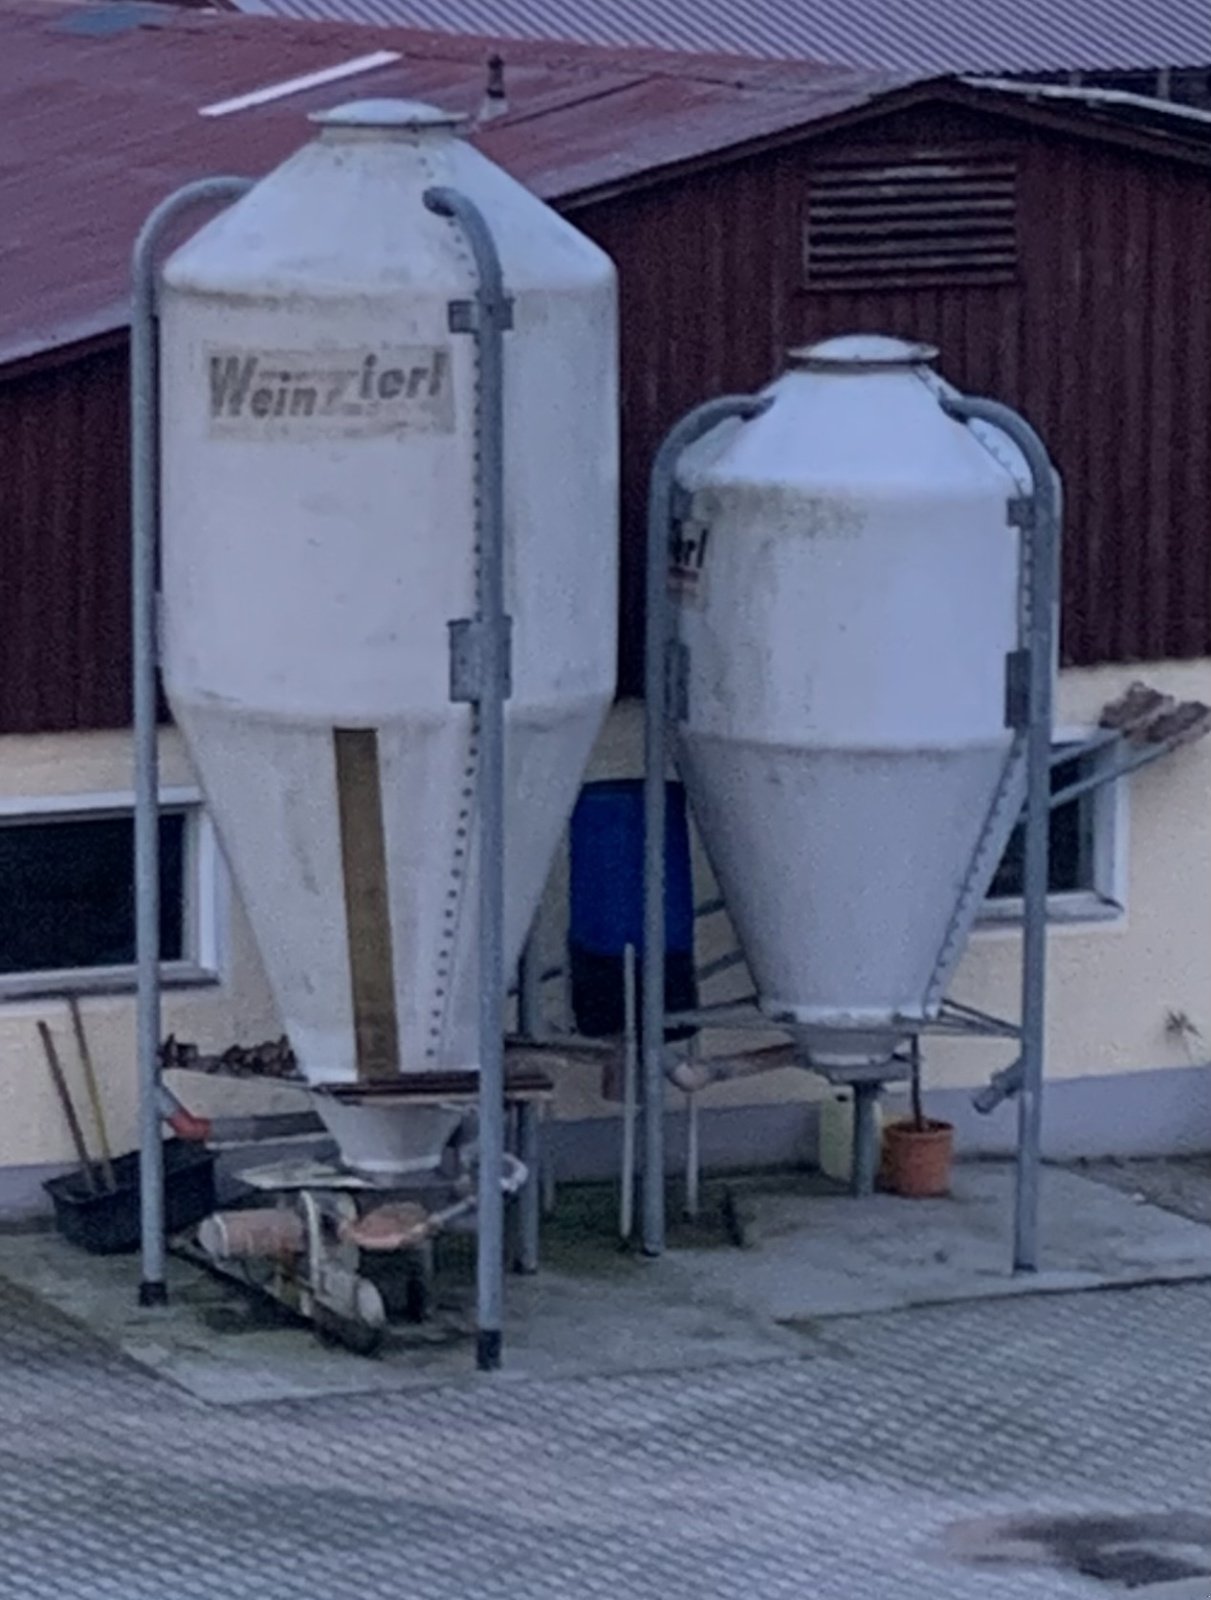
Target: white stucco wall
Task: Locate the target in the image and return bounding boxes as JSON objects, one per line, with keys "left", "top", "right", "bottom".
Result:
{"left": 1, "top": 657, "right": 1208, "bottom": 1176}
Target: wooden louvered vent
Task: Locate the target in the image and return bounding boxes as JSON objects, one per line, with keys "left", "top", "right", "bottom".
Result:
{"left": 804, "top": 151, "right": 1018, "bottom": 290}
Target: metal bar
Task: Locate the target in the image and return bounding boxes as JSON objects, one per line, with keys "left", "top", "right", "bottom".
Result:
{"left": 665, "top": 1001, "right": 763, "bottom": 1029}
{"left": 642, "top": 394, "right": 768, "bottom": 1259}
{"left": 424, "top": 186, "right": 511, "bottom": 1369}
{"left": 514, "top": 1101, "right": 540, "bottom": 1274}
{"left": 1049, "top": 741, "right": 1169, "bottom": 809}
{"left": 131, "top": 175, "right": 252, "bottom": 1309}
{"left": 1051, "top": 727, "right": 1118, "bottom": 766}
{"left": 850, "top": 1081, "right": 880, "bottom": 1198}
{"left": 517, "top": 928, "right": 543, "bottom": 1041}
{"left": 695, "top": 948, "right": 747, "bottom": 983}
{"left": 943, "top": 395, "right": 1060, "bottom": 1275}
{"left": 938, "top": 998, "right": 1022, "bottom": 1039}
{"left": 684, "top": 1031, "right": 701, "bottom": 1221}
{"left": 540, "top": 1102, "right": 557, "bottom": 1218}
{"left": 620, "top": 943, "right": 638, "bottom": 1242}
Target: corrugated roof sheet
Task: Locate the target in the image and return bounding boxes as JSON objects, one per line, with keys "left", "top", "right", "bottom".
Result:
{"left": 234, "top": 0, "right": 1211, "bottom": 75}
{"left": 0, "top": 0, "right": 893, "bottom": 367}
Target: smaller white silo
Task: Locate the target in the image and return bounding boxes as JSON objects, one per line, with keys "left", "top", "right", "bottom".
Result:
{"left": 672, "top": 335, "right": 1033, "bottom": 1072}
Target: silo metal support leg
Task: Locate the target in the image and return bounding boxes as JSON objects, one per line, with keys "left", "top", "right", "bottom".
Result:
{"left": 642, "top": 395, "right": 768, "bottom": 1259}
{"left": 514, "top": 1101, "right": 541, "bottom": 1275}
{"left": 850, "top": 1082, "right": 881, "bottom": 1198}
{"left": 941, "top": 396, "right": 1060, "bottom": 1274}
{"left": 130, "top": 176, "right": 252, "bottom": 1310}
{"left": 425, "top": 187, "right": 513, "bottom": 1370}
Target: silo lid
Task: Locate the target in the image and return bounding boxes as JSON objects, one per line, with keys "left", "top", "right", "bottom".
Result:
{"left": 788, "top": 335, "right": 939, "bottom": 372}
{"left": 311, "top": 99, "right": 467, "bottom": 132}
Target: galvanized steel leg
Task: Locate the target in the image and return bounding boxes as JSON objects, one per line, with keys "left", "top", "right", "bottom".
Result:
{"left": 942, "top": 396, "right": 1060, "bottom": 1273}
{"left": 684, "top": 1088, "right": 701, "bottom": 1220}
{"left": 517, "top": 927, "right": 543, "bottom": 1041}
{"left": 131, "top": 176, "right": 251, "bottom": 1310}
{"left": 850, "top": 1081, "right": 880, "bottom": 1198}
{"left": 425, "top": 187, "right": 512, "bottom": 1368}
{"left": 514, "top": 1101, "right": 540, "bottom": 1275}
{"left": 540, "top": 1103, "right": 557, "bottom": 1218}
{"left": 642, "top": 395, "right": 768, "bottom": 1259}
{"left": 620, "top": 943, "right": 638, "bottom": 1241}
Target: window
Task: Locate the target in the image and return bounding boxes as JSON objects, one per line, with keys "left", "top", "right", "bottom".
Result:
{"left": 804, "top": 150, "right": 1018, "bottom": 291}
{"left": 981, "top": 737, "right": 1125, "bottom": 924}
{"left": 0, "top": 790, "right": 222, "bottom": 997}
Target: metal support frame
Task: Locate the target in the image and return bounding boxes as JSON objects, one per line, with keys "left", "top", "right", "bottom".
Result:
{"left": 642, "top": 395, "right": 769, "bottom": 1258}
{"left": 424, "top": 186, "right": 513, "bottom": 1370}
{"left": 942, "top": 395, "right": 1060, "bottom": 1273}
{"left": 638, "top": 381, "right": 1060, "bottom": 1275}
{"left": 132, "top": 176, "right": 253, "bottom": 1309}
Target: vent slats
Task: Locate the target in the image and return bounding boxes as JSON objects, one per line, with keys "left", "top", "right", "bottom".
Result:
{"left": 805, "top": 153, "right": 1018, "bottom": 291}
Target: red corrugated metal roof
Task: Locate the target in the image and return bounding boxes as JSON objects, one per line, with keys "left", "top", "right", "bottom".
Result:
{"left": 236, "top": 0, "right": 1211, "bottom": 76}
{"left": 0, "top": 0, "right": 891, "bottom": 366}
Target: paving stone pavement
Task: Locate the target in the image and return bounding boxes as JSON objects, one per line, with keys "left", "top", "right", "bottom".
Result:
{"left": 0, "top": 1274, "right": 1207, "bottom": 1599}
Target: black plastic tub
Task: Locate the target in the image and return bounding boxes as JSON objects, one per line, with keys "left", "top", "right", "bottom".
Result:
{"left": 43, "top": 1139, "right": 216, "bottom": 1255}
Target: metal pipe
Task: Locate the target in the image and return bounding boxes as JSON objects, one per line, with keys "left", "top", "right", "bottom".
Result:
{"left": 620, "top": 943, "right": 638, "bottom": 1241}
{"left": 131, "top": 175, "right": 252, "bottom": 1308}
{"left": 514, "top": 1101, "right": 540, "bottom": 1274}
{"left": 424, "top": 186, "right": 511, "bottom": 1368}
{"left": 972, "top": 1057, "right": 1024, "bottom": 1114}
{"left": 1049, "top": 741, "right": 1170, "bottom": 810}
{"left": 850, "top": 1081, "right": 881, "bottom": 1198}
{"left": 642, "top": 394, "right": 768, "bottom": 1257}
{"left": 517, "top": 930, "right": 543, "bottom": 1041}
{"left": 942, "top": 395, "right": 1060, "bottom": 1274}
{"left": 665, "top": 1041, "right": 796, "bottom": 1092}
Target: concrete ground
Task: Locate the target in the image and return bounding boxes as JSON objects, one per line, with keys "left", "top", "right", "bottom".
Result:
{"left": 5, "top": 1161, "right": 1211, "bottom": 1403}
{"left": 1, "top": 1160, "right": 1209, "bottom": 1598}
{"left": 0, "top": 1272, "right": 1208, "bottom": 1598}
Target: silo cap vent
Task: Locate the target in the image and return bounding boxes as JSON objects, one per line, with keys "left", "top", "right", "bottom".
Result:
{"left": 788, "top": 335, "right": 939, "bottom": 372}
{"left": 311, "top": 99, "right": 467, "bottom": 132}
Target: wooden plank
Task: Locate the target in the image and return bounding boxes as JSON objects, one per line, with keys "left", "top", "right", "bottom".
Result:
{"left": 333, "top": 728, "right": 400, "bottom": 1082}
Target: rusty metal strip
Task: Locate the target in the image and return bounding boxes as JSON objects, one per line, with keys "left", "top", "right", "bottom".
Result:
{"left": 334, "top": 728, "right": 399, "bottom": 1082}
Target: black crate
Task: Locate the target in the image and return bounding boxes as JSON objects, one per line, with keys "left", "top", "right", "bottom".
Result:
{"left": 44, "top": 1139, "right": 216, "bottom": 1255}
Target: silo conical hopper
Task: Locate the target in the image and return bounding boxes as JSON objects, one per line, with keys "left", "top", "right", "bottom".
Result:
{"left": 157, "top": 102, "right": 618, "bottom": 1170}
{"left": 672, "top": 335, "right": 1027, "bottom": 1074}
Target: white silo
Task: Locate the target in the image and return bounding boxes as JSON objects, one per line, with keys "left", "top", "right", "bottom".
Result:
{"left": 157, "top": 101, "right": 617, "bottom": 1170}
{"left": 672, "top": 335, "right": 1032, "bottom": 1072}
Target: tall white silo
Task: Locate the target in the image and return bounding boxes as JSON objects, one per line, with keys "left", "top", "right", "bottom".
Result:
{"left": 157, "top": 101, "right": 617, "bottom": 1166}
{"left": 672, "top": 335, "right": 1033, "bottom": 1072}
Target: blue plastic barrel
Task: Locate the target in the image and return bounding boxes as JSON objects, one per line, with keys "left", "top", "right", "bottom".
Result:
{"left": 568, "top": 779, "right": 697, "bottom": 1038}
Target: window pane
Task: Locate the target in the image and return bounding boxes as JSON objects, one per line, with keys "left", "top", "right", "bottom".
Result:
{"left": 987, "top": 751, "right": 1095, "bottom": 901}
{"left": 0, "top": 812, "right": 185, "bottom": 976}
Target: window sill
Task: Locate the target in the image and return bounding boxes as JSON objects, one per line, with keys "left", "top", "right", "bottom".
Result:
{"left": 0, "top": 964, "right": 222, "bottom": 1004}
{"left": 975, "top": 894, "right": 1125, "bottom": 931}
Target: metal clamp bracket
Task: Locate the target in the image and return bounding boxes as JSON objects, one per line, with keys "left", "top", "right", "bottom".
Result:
{"left": 449, "top": 298, "right": 515, "bottom": 334}
{"left": 448, "top": 616, "right": 513, "bottom": 703}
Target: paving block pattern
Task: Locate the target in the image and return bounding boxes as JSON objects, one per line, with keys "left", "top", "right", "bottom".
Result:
{"left": 0, "top": 1275, "right": 1207, "bottom": 1599}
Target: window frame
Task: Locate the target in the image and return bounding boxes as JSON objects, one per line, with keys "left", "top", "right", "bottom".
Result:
{"left": 0, "top": 786, "right": 225, "bottom": 1000}
{"left": 977, "top": 725, "right": 1128, "bottom": 929}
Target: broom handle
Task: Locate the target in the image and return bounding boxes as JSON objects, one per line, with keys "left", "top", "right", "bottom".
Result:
{"left": 67, "top": 996, "right": 117, "bottom": 1192}
{"left": 37, "top": 1021, "right": 99, "bottom": 1195}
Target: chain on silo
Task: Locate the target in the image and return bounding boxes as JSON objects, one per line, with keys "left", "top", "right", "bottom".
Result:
{"left": 426, "top": 215, "right": 481, "bottom": 1063}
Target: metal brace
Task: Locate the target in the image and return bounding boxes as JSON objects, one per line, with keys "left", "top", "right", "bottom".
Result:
{"left": 1004, "top": 648, "right": 1031, "bottom": 730}
{"left": 448, "top": 298, "right": 515, "bottom": 334}
{"left": 448, "top": 617, "right": 513, "bottom": 703}
{"left": 1007, "top": 494, "right": 1035, "bottom": 530}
